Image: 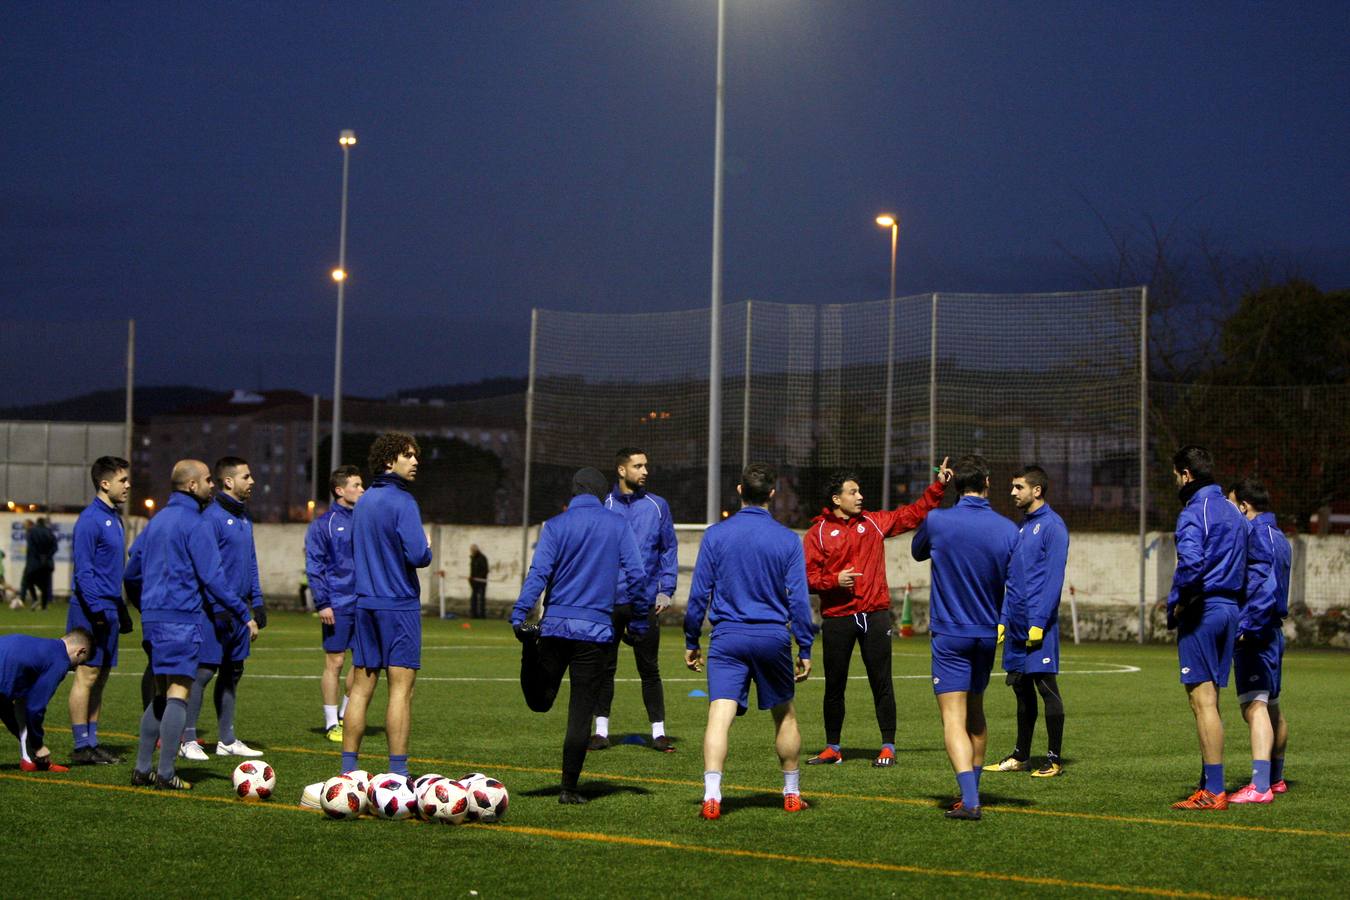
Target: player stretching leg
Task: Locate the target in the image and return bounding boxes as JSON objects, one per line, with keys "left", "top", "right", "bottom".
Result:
{"left": 912, "top": 456, "right": 1018, "bottom": 820}
{"left": 988, "top": 466, "right": 1070, "bottom": 777}
{"left": 685, "top": 464, "right": 814, "bottom": 820}
{"left": 2, "top": 629, "right": 93, "bottom": 772}
{"left": 1226, "top": 478, "right": 1292, "bottom": 804}
{"left": 307, "top": 466, "right": 364, "bottom": 742}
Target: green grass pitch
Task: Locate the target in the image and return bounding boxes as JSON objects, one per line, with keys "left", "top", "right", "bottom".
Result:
{"left": 1, "top": 609, "right": 1347, "bottom": 898}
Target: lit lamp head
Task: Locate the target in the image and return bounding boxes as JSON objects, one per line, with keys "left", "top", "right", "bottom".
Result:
{"left": 339, "top": 130, "right": 357, "bottom": 147}
{"left": 875, "top": 214, "right": 897, "bottom": 229}
{"left": 331, "top": 269, "right": 347, "bottom": 282}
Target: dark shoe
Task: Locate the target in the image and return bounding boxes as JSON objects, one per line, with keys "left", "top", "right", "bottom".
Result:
{"left": 558, "top": 790, "right": 588, "bottom": 805}
{"left": 652, "top": 735, "right": 675, "bottom": 753}
{"left": 587, "top": 734, "right": 610, "bottom": 751}
{"left": 806, "top": 746, "right": 843, "bottom": 765}
{"left": 130, "top": 769, "right": 155, "bottom": 787}
{"left": 92, "top": 745, "right": 123, "bottom": 764}
{"left": 153, "top": 773, "right": 193, "bottom": 791}
{"left": 72, "top": 746, "right": 107, "bottom": 766}
{"left": 944, "top": 805, "right": 982, "bottom": 820}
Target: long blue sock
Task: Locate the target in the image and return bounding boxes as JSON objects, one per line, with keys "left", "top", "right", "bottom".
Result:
{"left": 157, "top": 698, "right": 188, "bottom": 782}
{"left": 956, "top": 770, "right": 980, "bottom": 809}
{"left": 72, "top": 723, "right": 91, "bottom": 750}
{"left": 827, "top": 743, "right": 841, "bottom": 753}
{"left": 1203, "top": 763, "right": 1225, "bottom": 795}
{"left": 390, "top": 754, "right": 409, "bottom": 777}
{"left": 183, "top": 666, "right": 214, "bottom": 743}
{"left": 1251, "top": 760, "right": 1271, "bottom": 793}
{"left": 89, "top": 721, "right": 99, "bottom": 747}
{"left": 215, "top": 664, "right": 240, "bottom": 745}
{"left": 135, "top": 704, "right": 159, "bottom": 773}
{"left": 882, "top": 742, "right": 895, "bottom": 753}
{"left": 1270, "top": 756, "right": 1284, "bottom": 783}
{"left": 975, "top": 766, "right": 983, "bottom": 791}
{"left": 341, "top": 751, "right": 358, "bottom": 773}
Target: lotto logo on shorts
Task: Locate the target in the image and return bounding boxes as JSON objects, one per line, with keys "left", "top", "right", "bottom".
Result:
{"left": 1181, "top": 667, "right": 1191, "bottom": 675}
{"left": 932, "top": 677, "right": 940, "bottom": 685}
{"left": 1042, "top": 657, "right": 1051, "bottom": 664}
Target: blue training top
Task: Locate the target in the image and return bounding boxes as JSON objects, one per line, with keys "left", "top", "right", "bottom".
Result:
{"left": 202, "top": 493, "right": 264, "bottom": 616}
{"left": 1000, "top": 502, "right": 1070, "bottom": 640}
{"left": 0, "top": 634, "right": 73, "bottom": 754}
{"left": 605, "top": 486, "right": 678, "bottom": 598}
{"left": 683, "top": 505, "right": 815, "bottom": 659}
{"left": 70, "top": 496, "right": 125, "bottom": 616}
{"left": 306, "top": 502, "right": 357, "bottom": 612}
{"left": 353, "top": 473, "right": 432, "bottom": 611}
{"left": 1239, "top": 511, "right": 1291, "bottom": 639}
{"left": 912, "top": 495, "right": 1018, "bottom": 639}
{"left": 1167, "top": 483, "right": 1246, "bottom": 627}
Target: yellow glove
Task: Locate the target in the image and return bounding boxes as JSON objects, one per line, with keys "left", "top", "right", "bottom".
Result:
{"left": 1026, "top": 626, "right": 1045, "bottom": 651}
{"left": 996, "top": 624, "right": 1005, "bottom": 645}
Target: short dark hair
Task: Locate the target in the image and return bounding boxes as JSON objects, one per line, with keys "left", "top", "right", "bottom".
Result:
{"left": 740, "top": 463, "right": 777, "bottom": 505}
{"left": 952, "top": 455, "right": 991, "bottom": 495}
{"left": 369, "top": 432, "right": 420, "bottom": 474}
{"left": 66, "top": 627, "right": 95, "bottom": 649}
{"left": 214, "top": 456, "right": 249, "bottom": 482}
{"left": 90, "top": 456, "right": 130, "bottom": 489}
{"left": 1228, "top": 477, "right": 1270, "bottom": 512}
{"left": 826, "top": 469, "right": 860, "bottom": 507}
{"left": 1171, "top": 445, "right": 1214, "bottom": 481}
{"left": 615, "top": 447, "right": 646, "bottom": 467}
{"left": 1013, "top": 465, "right": 1049, "bottom": 499}
{"left": 329, "top": 465, "right": 362, "bottom": 498}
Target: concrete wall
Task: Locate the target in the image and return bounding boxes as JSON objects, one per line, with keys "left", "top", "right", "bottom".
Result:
{"left": 5, "top": 512, "right": 1348, "bottom": 646}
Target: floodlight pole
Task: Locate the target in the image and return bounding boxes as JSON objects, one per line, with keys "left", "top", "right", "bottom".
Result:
{"left": 705, "top": 0, "right": 726, "bottom": 524}
{"left": 330, "top": 130, "right": 355, "bottom": 473}
{"left": 1138, "top": 286, "right": 1149, "bottom": 644}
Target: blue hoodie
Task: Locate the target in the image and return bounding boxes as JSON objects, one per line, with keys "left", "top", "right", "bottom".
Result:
{"left": 911, "top": 495, "right": 1018, "bottom": 639}
{"left": 202, "top": 493, "right": 264, "bottom": 616}
{"left": 69, "top": 496, "right": 125, "bottom": 616}
{"left": 353, "top": 473, "right": 432, "bottom": 611}
{"left": 684, "top": 506, "right": 814, "bottom": 659}
{"left": 306, "top": 501, "right": 357, "bottom": 612}
{"left": 124, "top": 492, "right": 252, "bottom": 626}
{"left": 1166, "top": 483, "right": 1246, "bottom": 627}
{"left": 512, "top": 494, "right": 649, "bottom": 643}
{"left": 605, "top": 486, "right": 678, "bottom": 597}
{"left": 1239, "top": 511, "right": 1290, "bottom": 639}
{"left": 0, "top": 634, "right": 71, "bottom": 754}
{"left": 1000, "top": 503, "right": 1070, "bottom": 640}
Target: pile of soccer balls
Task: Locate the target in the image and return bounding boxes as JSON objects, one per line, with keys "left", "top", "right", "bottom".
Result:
{"left": 319, "top": 770, "right": 509, "bottom": 824}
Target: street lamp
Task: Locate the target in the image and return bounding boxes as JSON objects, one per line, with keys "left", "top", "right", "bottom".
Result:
{"left": 876, "top": 213, "right": 899, "bottom": 507}
{"left": 330, "top": 129, "right": 356, "bottom": 473}
{"left": 876, "top": 214, "right": 898, "bottom": 300}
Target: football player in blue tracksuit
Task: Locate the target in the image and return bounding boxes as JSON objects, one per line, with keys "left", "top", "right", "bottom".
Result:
{"left": 180, "top": 457, "right": 266, "bottom": 761}
{"left": 592, "top": 447, "right": 678, "bottom": 752}
{"left": 307, "top": 465, "right": 364, "bottom": 742}
{"left": 988, "top": 465, "right": 1070, "bottom": 778}
{"left": 684, "top": 463, "right": 815, "bottom": 820}
{"left": 67, "top": 456, "right": 132, "bottom": 766}
{"left": 1166, "top": 445, "right": 1246, "bottom": 811}
{"left": 1, "top": 630, "right": 93, "bottom": 772}
{"left": 512, "top": 467, "right": 650, "bottom": 805}
{"left": 342, "top": 434, "right": 432, "bottom": 779}
{"left": 1226, "top": 477, "right": 1292, "bottom": 804}
{"left": 124, "top": 459, "right": 257, "bottom": 790}
{"left": 911, "top": 455, "right": 1018, "bottom": 820}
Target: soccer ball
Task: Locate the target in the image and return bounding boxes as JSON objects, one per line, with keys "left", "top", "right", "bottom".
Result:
{"left": 232, "top": 761, "right": 275, "bottom": 800}
{"left": 459, "top": 772, "right": 487, "bottom": 786}
{"left": 320, "top": 774, "right": 366, "bottom": 819}
{"left": 344, "top": 769, "right": 371, "bottom": 796}
{"left": 463, "top": 776, "right": 509, "bottom": 824}
{"left": 419, "top": 779, "right": 470, "bottom": 825}
{"left": 411, "top": 775, "right": 448, "bottom": 819}
{"left": 367, "top": 773, "right": 417, "bottom": 821}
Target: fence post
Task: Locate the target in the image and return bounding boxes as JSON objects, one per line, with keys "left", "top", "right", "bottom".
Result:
{"left": 928, "top": 293, "right": 938, "bottom": 471}
{"left": 1138, "top": 285, "right": 1149, "bottom": 644}
{"left": 881, "top": 296, "right": 896, "bottom": 507}
{"left": 521, "top": 308, "right": 538, "bottom": 586}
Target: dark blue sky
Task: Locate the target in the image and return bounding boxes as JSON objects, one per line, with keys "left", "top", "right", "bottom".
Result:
{"left": 6, "top": 1, "right": 1348, "bottom": 406}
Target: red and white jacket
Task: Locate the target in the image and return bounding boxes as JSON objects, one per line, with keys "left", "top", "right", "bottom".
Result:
{"left": 804, "top": 481, "right": 945, "bottom": 617}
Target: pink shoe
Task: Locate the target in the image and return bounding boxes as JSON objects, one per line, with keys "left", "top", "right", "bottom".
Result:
{"left": 1271, "top": 780, "right": 1288, "bottom": 794}
{"left": 1229, "top": 783, "right": 1274, "bottom": 804}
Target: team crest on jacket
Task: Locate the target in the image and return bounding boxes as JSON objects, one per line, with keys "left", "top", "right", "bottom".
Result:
{"left": 227, "top": 519, "right": 235, "bottom": 526}
{"left": 856, "top": 524, "right": 865, "bottom": 534}
{"left": 830, "top": 529, "right": 840, "bottom": 537}
{"left": 1033, "top": 523, "right": 1041, "bottom": 535}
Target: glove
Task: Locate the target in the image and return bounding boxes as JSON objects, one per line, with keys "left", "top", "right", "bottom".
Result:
{"left": 254, "top": 605, "right": 268, "bottom": 629}
{"left": 622, "top": 618, "right": 648, "bottom": 646}
{"left": 654, "top": 593, "right": 673, "bottom": 614}
{"left": 513, "top": 622, "right": 540, "bottom": 644}
{"left": 996, "top": 623, "right": 1005, "bottom": 645}
{"left": 1026, "top": 626, "right": 1044, "bottom": 652}
{"left": 90, "top": 610, "right": 110, "bottom": 632}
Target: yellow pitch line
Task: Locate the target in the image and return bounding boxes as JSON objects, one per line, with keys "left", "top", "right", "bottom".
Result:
{"left": 0, "top": 772, "right": 1246, "bottom": 899}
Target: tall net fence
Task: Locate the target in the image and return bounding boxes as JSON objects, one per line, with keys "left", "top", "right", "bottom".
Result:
{"left": 527, "top": 289, "right": 1145, "bottom": 530}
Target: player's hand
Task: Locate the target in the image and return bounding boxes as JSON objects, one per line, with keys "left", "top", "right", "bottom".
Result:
{"left": 685, "top": 648, "right": 703, "bottom": 672}
{"left": 795, "top": 657, "right": 812, "bottom": 682}
{"left": 996, "top": 623, "right": 1005, "bottom": 645}
{"left": 654, "top": 593, "right": 674, "bottom": 615}
{"left": 118, "top": 614, "right": 134, "bottom": 635}
{"left": 246, "top": 619, "right": 260, "bottom": 641}
{"left": 90, "top": 610, "right": 109, "bottom": 631}
{"left": 1026, "top": 626, "right": 1044, "bottom": 652}
{"left": 837, "top": 567, "right": 860, "bottom": 589}
{"left": 937, "top": 456, "right": 954, "bottom": 484}
{"left": 318, "top": 607, "right": 335, "bottom": 626}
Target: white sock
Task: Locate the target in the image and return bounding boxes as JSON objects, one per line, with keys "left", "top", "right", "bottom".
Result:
{"left": 323, "top": 705, "right": 339, "bottom": 729}
{"left": 339, "top": 695, "right": 349, "bottom": 719}
{"left": 703, "top": 771, "right": 722, "bottom": 802}
{"left": 783, "top": 769, "right": 800, "bottom": 796}
{"left": 595, "top": 716, "right": 609, "bottom": 738}
{"left": 650, "top": 720, "right": 665, "bottom": 739}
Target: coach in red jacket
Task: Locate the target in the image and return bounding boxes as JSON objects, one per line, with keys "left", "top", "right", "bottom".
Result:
{"left": 804, "top": 460, "right": 951, "bottom": 767}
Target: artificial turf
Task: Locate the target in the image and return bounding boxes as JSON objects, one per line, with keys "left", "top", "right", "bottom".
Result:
{"left": 1, "top": 608, "right": 1346, "bottom": 898}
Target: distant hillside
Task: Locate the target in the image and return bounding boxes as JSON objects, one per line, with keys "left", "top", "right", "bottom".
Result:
{"left": 0, "top": 386, "right": 223, "bottom": 422}
{"left": 397, "top": 377, "right": 527, "bottom": 403}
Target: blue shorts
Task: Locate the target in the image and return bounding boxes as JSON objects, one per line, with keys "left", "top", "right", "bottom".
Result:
{"left": 1177, "top": 602, "right": 1237, "bottom": 686}
{"left": 198, "top": 613, "right": 252, "bottom": 667}
{"left": 322, "top": 607, "right": 357, "bottom": 654}
{"left": 706, "top": 628, "right": 795, "bottom": 715}
{"left": 1233, "top": 630, "right": 1283, "bottom": 702}
{"left": 353, "top": 608, "right": 421, "bottom": 670}
{"left": 1001, "top": 622, "right": 1060, "bottom": 675}
{"left": 67, "top": 602, "right": 119, "bottom": 668}
{"left": 931, "top": 633, "right": 996, "bottom": 695}
{"left": 142, "top": 622, "right": 201, "bottom": 678}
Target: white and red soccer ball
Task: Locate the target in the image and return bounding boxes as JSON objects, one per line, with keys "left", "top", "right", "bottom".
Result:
{"left": 232, "top": 761, "right": 275, "bottom": 800}
{"left": 460, "top": 773, "right": 509, "bottom": 823}
{"left": 319, "top": 774, "right": 367, "bottom": 819}
{"left": 418, "top": 778, "right": 471, "bottom": 824}
{"left": 367, "top": 773, "right": 417, "bottom": 820}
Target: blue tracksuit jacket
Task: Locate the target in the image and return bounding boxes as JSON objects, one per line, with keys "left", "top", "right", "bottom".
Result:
{"left": 683, "top": 506, "right": 815, "bottom": 658}
{"left": 353, "top": 473, "right": 432, "bottom": 611}
{"left": 605, "top": 486, "right": 678, "bottom": 597}
{"left": 306, "top": 502, "right": 357, "bottom": 612}
{"left": 123, "top": 492, "right": 251, "bottom": 626}
{"left": 0, "top": 634, "right": 71, "bottom": 754}
{"left": 1239, "top": 511, "right": 1291, "bottom": 638}
{"left": 1000, "top": 503, "right": 1070, "bottom": 639}
{"left": 1167, "top": 483, "right": 1246, "bottom": 627}
{"left": 512, "top": 494, "right": 649, "bottom": 643}
{"left": 202, "top": 493, "right": 264, "bottom": 616}
{"left": 911, "top": 495, "right": 1018, "bottom": 639}
{"left": 70, "top": 497, "right": 125, "bottom": 617}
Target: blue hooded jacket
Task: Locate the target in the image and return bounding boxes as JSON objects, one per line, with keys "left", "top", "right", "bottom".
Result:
{"left": 1000, "top": 503, "right": 1070, "bottom": 639}
{"left": 353, "top": 473, "right": 432, "bottom": 611}
{"left": 1239, "top": 511, "right": 1290, "bottom": 638}
{"left": 0, "top": 634, "right": 72, "bottom": 755}
{"left": 70, "top": 496, "right": 125, "bottom": 616}
{"left": 202, "top": 493, "right": 264, "bottom": 617}
{"left": 306, "top": 501, "right": 357, "bottom": 612}
{"left": 912, "top": 495, "right": 1018, "bottom": 639}
{"left": 1166, "top": 483, "right": 1246, "bottom": 628}
{"left": 605, "top": 486, "right": 678, "bottom": 598}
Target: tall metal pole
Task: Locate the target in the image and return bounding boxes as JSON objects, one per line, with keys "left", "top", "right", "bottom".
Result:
{"left": 1138, "top": 286, "right": 1149, "bottom": 644}
{"left": 741, "top": 301, "right": 752, "bottom": 473}
{"left": 124, "top": 319, "right": 135, "bottom": 519}
{"left": 705, "top": 0, "right": 726, "bottom": 524}
{"left": 928, "top": 292, "right": 938, "bottom": 472}
{"left": 881, "top": 222, "right": 897, "bottom": 506}
{"left": 330, "top": 130, "right": 355, "bottom": 473}
{"left": 310, "top": 394, "right": 321, "bottom": 503}
{"left": 520, "top": 309, "right": 538, "bottom": 587}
